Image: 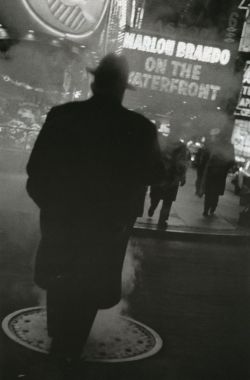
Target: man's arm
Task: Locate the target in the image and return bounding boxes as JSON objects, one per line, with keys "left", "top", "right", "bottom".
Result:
{"left": 142, "top": 120, "right": 165, "bottom": 185}
{"left": 177, "top": 143, "right": 188, "bottom": 186}
{"left": 26, "top": 107, "right": 60, "bottom": 208}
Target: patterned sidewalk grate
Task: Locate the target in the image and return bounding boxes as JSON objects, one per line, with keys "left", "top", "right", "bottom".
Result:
{"left": 2, "top": 307, "right": 163, "bottom": 362}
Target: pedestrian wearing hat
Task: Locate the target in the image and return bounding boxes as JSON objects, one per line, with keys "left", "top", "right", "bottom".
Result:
{"left": 148, "top": 123, "right": 188, "bottom": 228}
{"left": 26, "top": 53, "right": 163, "bottom": 378}
{"left": 200, "top": 131, "right": 235, "bottom": 216}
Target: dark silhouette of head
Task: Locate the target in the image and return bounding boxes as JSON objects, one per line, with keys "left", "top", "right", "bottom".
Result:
{"left": 88, "top": 53, "right": 134, "bottom": 102}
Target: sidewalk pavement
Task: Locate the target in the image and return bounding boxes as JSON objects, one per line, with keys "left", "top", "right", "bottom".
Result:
{"left": 0, "top": 169, "right": 249, "bottom": 241}
{"left": 135, "top": 167, "right": 250, "bottom": 239}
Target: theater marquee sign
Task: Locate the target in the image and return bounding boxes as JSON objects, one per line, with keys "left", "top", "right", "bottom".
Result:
{"left": 235, "top": 61, "right": 250, "bottom": 117}
{"left": 123, "top": 31, "right": 235, "bottom": 107}
{"left": 21, "top": 0, "right": 109, "bottom": 39}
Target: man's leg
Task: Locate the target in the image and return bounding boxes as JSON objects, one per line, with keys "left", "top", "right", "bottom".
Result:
{"left": 158, "top": 199, "right": 172, "bottom": 227}
{"left": 47, "top": 277, "right": 98, "bottom": 361}
{"left": 210, "top": 194, "right": 219, "bottom": 215}
{"left": 148, "top": 196, "right": 160, "bottom": 217}
{"left": 203, "top": 191, "right": 211, "bottom": 216}
{"left": 195, "top": 173, "right": 202, "bottom": 195}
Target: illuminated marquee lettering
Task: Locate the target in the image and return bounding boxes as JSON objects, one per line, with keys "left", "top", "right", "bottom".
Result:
{"left": 123, "top": 32, "right": 176, "bottom": 56}
{"left": 129, "top": 71, "right": 221, "bottom": 101}
{"left": 238, "top": 0, "right": 250, "bottom": 9}
{"left": 171, "top": 61, "right": 202, "bottom": 80}
{"left": 242, "top": 85, "right": 250, "bottom": 95}
{"left": 238, "top": 97, "right": 250, "bottom": 107}
{"left": 243, "top": 64, "right": 250, "bottom": 84}
{"left": 236, "top": 62, "right": 250, "bottom": 116}
{"left": 123, "top": 32, "right": 231, "bottom": 66}
{"left": 145, "top": 57, "right": 168, "bottom": 74}
{"left": 123, "top": 31, "right": 232, "bottom": 104}
{"left": 176, "top": 42, "right": 231, "bottom": 65}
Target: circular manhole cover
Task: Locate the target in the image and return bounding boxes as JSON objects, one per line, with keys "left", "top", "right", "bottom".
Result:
{"left": 2, "top": 307, "right": 163, "bottom": 362}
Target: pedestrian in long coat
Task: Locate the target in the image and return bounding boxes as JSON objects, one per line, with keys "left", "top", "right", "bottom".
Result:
{"left": 148, "top": 126, "right": 187, "bottom": 228}
{"left": 201, "top": 133, "right": 235, "bottom": 216}
{"left": 26, "top": 54, "right": 163, "bottom": 373}
{"left": 195, "top": 144, "right": 209, "bottom": 196}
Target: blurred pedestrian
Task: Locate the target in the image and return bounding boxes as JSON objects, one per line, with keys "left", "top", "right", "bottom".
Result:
{"left": 201, "top": 129, "right": 235, "bottom": 217}
{"left": 148, "top": 123, "right": 188, "bottom": 229}
{"left": 26, "top": 53, "right": 163, "bottom": 378}
{"left": 195, "top": 140, "right": 209, "bottom": 196}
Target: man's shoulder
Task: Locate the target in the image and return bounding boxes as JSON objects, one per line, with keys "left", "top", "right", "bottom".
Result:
{"left": 124, "top": 108, "right": 153, "bottom": 124}
{"left": 50, "top": 100, "right": 88, "bottom": 116}
{"left": 122, "top": 108, "right": 156, "bottom": 133}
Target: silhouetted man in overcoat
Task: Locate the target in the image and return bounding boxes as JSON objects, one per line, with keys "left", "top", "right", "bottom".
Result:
{"left": 26, "top": 53, "right": 163, "bottom": 375}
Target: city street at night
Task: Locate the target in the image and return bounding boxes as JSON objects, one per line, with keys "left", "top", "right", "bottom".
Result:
{"left": 1, "top": 1, "right": 250, "bottom": 380}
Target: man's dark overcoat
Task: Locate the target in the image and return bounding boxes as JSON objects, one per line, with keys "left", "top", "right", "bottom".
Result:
{"left": 150, "top": 136, "right": 187, "bottom": 202}
{"left": 204, "top": 141, "right": 235, "bottom": 196}
{"left": 26, "top": 95, "right": 162, "bottom": 308}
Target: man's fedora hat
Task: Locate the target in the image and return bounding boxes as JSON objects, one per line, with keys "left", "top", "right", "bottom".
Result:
{"left": 87, "top": 53, "right": 135, "bottom": 90}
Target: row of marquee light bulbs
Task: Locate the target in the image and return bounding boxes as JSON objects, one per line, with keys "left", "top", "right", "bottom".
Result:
{"left": 0, "top": 24, "right": 89, "bottom": 56}
{"left": 0, "top": 23, "right": 101, "bottom": 101}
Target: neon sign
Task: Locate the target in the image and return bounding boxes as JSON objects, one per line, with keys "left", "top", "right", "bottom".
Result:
{"left": 175, "top": 42, "right": 231, "bottom": 66}
{"left": 123, "top": 33, "right": 176, "bottom": 56}
{"left": 123, "top": 32, "right": 231, "bottom": 66}
{"left": 235, "top": 61, "right": 250, "bottom": 117}
{"left": 239, "top": 0, "right": 250, "bottom": 10}
{"left": 21, "top": 0, "right": 109, "bottom": 39}
{"left": 122, "top": 30, "right": 235, "bottom": 106}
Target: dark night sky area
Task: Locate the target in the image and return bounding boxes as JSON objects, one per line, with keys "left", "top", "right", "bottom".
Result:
{"left": 143, "top": 0, "right": 240, "bottom": 34}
